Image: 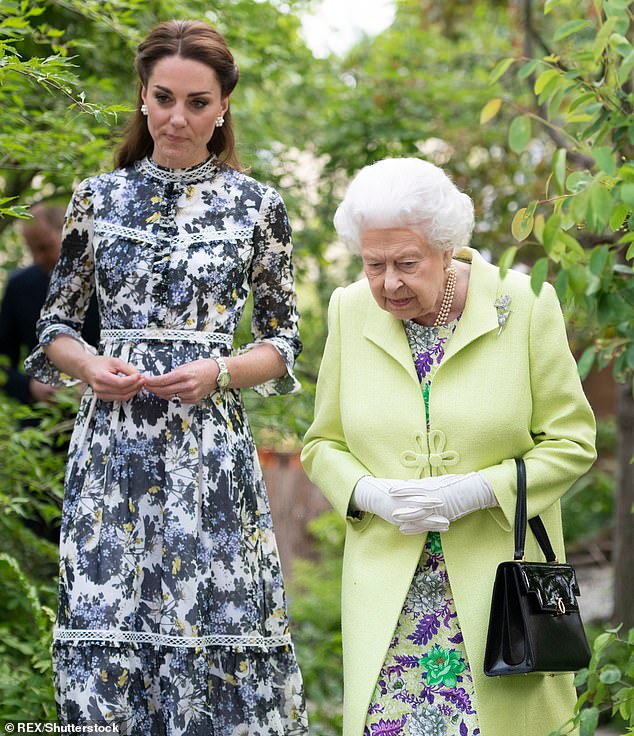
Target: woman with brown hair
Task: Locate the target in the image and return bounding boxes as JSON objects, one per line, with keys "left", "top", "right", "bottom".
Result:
{"left": 25, "top": 19, "right": 307, "bottom": 735}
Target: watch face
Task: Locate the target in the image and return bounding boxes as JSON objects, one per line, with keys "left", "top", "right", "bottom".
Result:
{"left": 218, "top": 371, "right": 230, "bottom": 388}
{"left": 216, "top": 359, "right": 230, "bottom": 388}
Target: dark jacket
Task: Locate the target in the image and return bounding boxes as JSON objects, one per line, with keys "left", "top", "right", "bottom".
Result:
{"left": 0, "top": 264, "right": 100, "bottom": 403}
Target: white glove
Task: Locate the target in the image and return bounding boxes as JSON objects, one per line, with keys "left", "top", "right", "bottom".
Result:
{"left": 352, "top": 476, "right": 450, "bottom": 533}
{"left": 392, "top": 472, "right": 497, "bottom": 533}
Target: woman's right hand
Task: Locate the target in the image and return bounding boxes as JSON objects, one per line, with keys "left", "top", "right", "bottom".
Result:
{"left": 78, "top": 355, "right": 144, "bottom": 402}
{"left": 352, "top": 476, "right": 449, "bottom": 533}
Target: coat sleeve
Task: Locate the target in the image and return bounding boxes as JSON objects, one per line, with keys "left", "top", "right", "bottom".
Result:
{"left": 481, "top": 281, "right": 597, "bottom": 529}
{"left": 238, "top": 187, "right": 302, "bottom": 396}
{"left": 301, "top": 287, "right": 370, "bottom": 521}
{"left": 24, "top": 179, "right": 98, "bottom": 386}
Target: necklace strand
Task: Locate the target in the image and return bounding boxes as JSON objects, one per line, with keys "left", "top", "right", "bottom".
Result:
{"left": 433, "top": 264, "right": 456, "bottom": 327}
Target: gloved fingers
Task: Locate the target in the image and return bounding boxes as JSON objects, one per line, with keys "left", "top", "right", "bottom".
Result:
{"left": 387, "top": 479, "right": 440, "bottom": 497}
{"left": 399, "top": 515, "right": 450, "bottom": 534}
{"left": 392, "top": 502, "right": 442, "bottom": 522}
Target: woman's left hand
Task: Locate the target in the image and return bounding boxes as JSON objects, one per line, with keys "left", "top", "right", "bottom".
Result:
{"left": 144, "top": 359, "right": 220, "bottom": 404}
{"left": 392, "top": 472, "right": 497, "bottom": 532}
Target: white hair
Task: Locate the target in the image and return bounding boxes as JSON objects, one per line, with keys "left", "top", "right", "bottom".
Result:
{"left": 333, "top": 157, "right": 475, "bottom": 253}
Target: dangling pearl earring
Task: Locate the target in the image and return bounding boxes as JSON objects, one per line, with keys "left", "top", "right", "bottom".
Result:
{"left": 141, "top": 104, "right": 148, "bottom": 116}
{"left": 215, "top": 115, "right": 225, "bottom": 128}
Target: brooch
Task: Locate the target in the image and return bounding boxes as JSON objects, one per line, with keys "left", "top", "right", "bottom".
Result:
{"left": 494, "top": 295, "right": 512, "bottom": 336}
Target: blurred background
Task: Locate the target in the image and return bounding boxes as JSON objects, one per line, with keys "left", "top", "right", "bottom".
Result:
{"left": 0, "top": 0, "right": 632, "bottom": 733}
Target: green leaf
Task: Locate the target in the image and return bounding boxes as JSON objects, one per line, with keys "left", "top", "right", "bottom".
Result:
{"left": 530, "top": 258, "right": 549, "bottom": 295}
{"left": 567, "top": 170, "right": 592, "bottom": 193}
{"left": 588, "top": 185, "right": 612, "bottom": 231}
{"left": 511, "top": 207, "right": 534, "bottom": 241}
{"left": 609, "top": 203, "right": 628, "bottom": 231}
{"left": 579, "top": 707, "right": 599, "bottom": 736}
{"left": 534, "top": 68, "right": 560, "bottom": 95}
{"left": 488, "top": 58, "right": 514, "bottom": 84}
{"left": 593, "top": 145, "right": 616, "bottom": 176}
{"left": 545, "top": 0, "right": 571, "bottom": 13}
{"left": 508, "top": 115, "right": 531, "bottom": 153}
{"left": 553, "top": 20, "right": 590, "bottom": 41}
{"left": 518, "top": 59, "right": 541, "bottom": 79}
{"left": 620, "top": 182, "right": 634, "bottom": 208}
{"left": 599, "top": 664, "right": 622, "bottom": 684}
{"left": 574, "top": 668, "right": 590, "bottom": 687}
{"left": 555, "top": 268, "right": 569, "bottom": 301}
{"left": 626, "top": 242, "right": 634, "bottom": 261}
{"left": 593, "top": 631, "right": 613, "bottom": 652}
{"left": 499, "top": 246, "right": 518, "bottom": 276}
{"left": 543, "top": 214, "right": 562, "bottom": 254}
{"left": 593, "top": 16, "right": 618, "bottom": 61}
{"left": 578, "top": 346, "right": 596, "bottom": 380}
{"left": 590, "top": 245, "right": 609, "bottom": 276}
{"left": 533, "top": 214, "right": 545, "bottom": 244}
{"left": 481, "top": 98, "right": 502, "bottom": 125}
{"left": 553, "top": 149, "right": 566, "bottom": 194}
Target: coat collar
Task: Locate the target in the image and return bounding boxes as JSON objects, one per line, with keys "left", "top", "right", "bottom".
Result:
{"left": 362, "top": 247, "right": 501, "bottom": 374}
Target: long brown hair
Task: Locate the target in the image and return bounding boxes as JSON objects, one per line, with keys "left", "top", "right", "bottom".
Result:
{"left": 116, "top": 20, "right": 240, "bottom": 169}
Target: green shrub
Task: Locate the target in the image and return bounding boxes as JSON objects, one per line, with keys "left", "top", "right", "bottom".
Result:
{"left": 550, "top": 626, "right": 634, "bottom": 736}
{"left": 288, "top": 510, "right": 345, "bottom": 736}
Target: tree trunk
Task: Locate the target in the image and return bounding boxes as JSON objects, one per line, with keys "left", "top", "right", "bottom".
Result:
{"left": 613, "top": 382, "right": 634, "bottom": 631}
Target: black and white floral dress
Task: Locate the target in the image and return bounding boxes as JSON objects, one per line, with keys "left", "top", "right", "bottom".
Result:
{"left": 25, "top": 156, "right": 308, "bottom": 735}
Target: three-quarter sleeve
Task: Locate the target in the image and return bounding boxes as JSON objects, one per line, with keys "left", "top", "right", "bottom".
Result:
{"left": 239, "top": 187, "right": 302, "bottom": 396}
{"left": 24, "top": 179, "right": 98, "bottom": 386}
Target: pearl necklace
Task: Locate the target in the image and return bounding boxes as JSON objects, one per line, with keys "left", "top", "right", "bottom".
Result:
{"left": 433, "top": 264, "right": 456, "bottom": 327}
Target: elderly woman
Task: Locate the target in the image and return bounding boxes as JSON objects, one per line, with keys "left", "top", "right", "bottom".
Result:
{"left": 301, "top": 158, "right": 596, "bottom": 736}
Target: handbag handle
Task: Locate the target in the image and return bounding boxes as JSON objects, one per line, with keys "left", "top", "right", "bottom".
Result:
{"left": 513, "top": 458, "right": 557, "bottom": 563}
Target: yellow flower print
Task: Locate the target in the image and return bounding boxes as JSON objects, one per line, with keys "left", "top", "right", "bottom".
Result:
{"left": 117, "top": 670, "right": 129, "bottom": 687}
{"left": 146, "top": 212, "right": 161, "bottom": 224}
{"left": 172, "top": 557, "right": 181, "bottom": 574}
{"left": 150, "top": 196, "right": 162, "bottom": 204}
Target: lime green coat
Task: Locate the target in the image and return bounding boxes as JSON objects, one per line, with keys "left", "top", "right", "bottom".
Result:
{"left": 301, "top": 247, "right": 596, "bottom": 736}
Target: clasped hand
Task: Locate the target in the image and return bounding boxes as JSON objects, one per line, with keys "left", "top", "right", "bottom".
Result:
{"left": 80, "top": 356, "right": 219, "bottom": 404}
{"left": 352, "top": 473, "right": 496, "bottom": 535}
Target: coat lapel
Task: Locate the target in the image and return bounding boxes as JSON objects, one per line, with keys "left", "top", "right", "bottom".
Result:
{"left": 442, "top": 247, "right": 500, "bottom": 364}
{"left": 362, "top": 296, "right": 420, "bottom": 385}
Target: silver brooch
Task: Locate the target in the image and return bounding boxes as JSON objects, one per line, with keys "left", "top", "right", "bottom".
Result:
{"left": 494, "top": 295, "right": 511, "bottom": 336}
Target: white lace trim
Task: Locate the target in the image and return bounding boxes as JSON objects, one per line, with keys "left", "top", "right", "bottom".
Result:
{"left": 94, "top": 221, "right": 253, "bottom": 246}
{"left": 95, "top": 222, "right": 155, "bottom": 246}
{"left": 101, "top": 329, "right": 233, "bottom": 347}
{"left": 53, "top": 628, "right": 292, "bottom": 649}
{"left": 136, "top": 156, "right": 218, "bottom": 184}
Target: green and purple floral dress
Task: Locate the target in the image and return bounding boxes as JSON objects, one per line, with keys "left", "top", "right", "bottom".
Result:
{"left": 364, "top": 319, "right": 481, "bottom": 736}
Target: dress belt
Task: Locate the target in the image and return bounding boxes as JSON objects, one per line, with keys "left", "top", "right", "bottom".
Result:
{"left": 100, "top": 328, "right": 233, "bottom": 347}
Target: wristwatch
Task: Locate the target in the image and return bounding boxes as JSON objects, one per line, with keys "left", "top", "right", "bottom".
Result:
{"left": 214, "top": 356, "right": 231, "bottom": 389}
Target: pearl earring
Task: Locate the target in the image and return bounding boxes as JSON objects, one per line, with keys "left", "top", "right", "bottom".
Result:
{"left": 141, "top": 104, "right": 148, "bottom": 116}
{"left": 215, "top": 115, "right": 225, "bottom": 128}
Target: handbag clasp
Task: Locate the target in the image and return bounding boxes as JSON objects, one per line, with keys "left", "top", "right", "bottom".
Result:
{"left": 556, "top": 597, "right": 566, "bottom": 615}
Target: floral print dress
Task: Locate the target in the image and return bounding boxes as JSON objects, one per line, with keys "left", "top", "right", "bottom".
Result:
{"left": 25, "top": 156, "right": 308, "bottom": 735}
{"left": 364, "top": 319, "right": 481, "bottom": 736}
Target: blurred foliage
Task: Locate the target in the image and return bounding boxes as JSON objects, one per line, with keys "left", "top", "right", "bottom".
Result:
{"left": 0, "top": 0, "right": 631, "bottom": 731}
{"left": 287, "top": 510, "right": 345, "bottom": 736}
{"left": 482, "top": 0, "right": 634, "bottom": 390}
{"left": 549, "top": 626, "right": 634, "bottom": 736}
{"left": 0, "top": 394, "right": 73, "bottom": 720}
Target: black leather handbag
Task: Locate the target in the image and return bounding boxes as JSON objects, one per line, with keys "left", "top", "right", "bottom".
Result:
{"left": 483, "top": 458, "right": 591, "bottom": 676}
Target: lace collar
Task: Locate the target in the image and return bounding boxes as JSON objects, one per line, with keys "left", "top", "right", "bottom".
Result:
{"left": 135, "top": 155, "right": 218, "bottom": 184}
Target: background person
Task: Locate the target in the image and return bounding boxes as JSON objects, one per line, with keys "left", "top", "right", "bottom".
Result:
{"left": 25, "top": 19, "right": 307, "bottom": 734}
{"left": 0, "top": 204, "right": 99, "bottom": 404}
{"left": 301, "top": 157, "right": 596, "bottom": 736}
